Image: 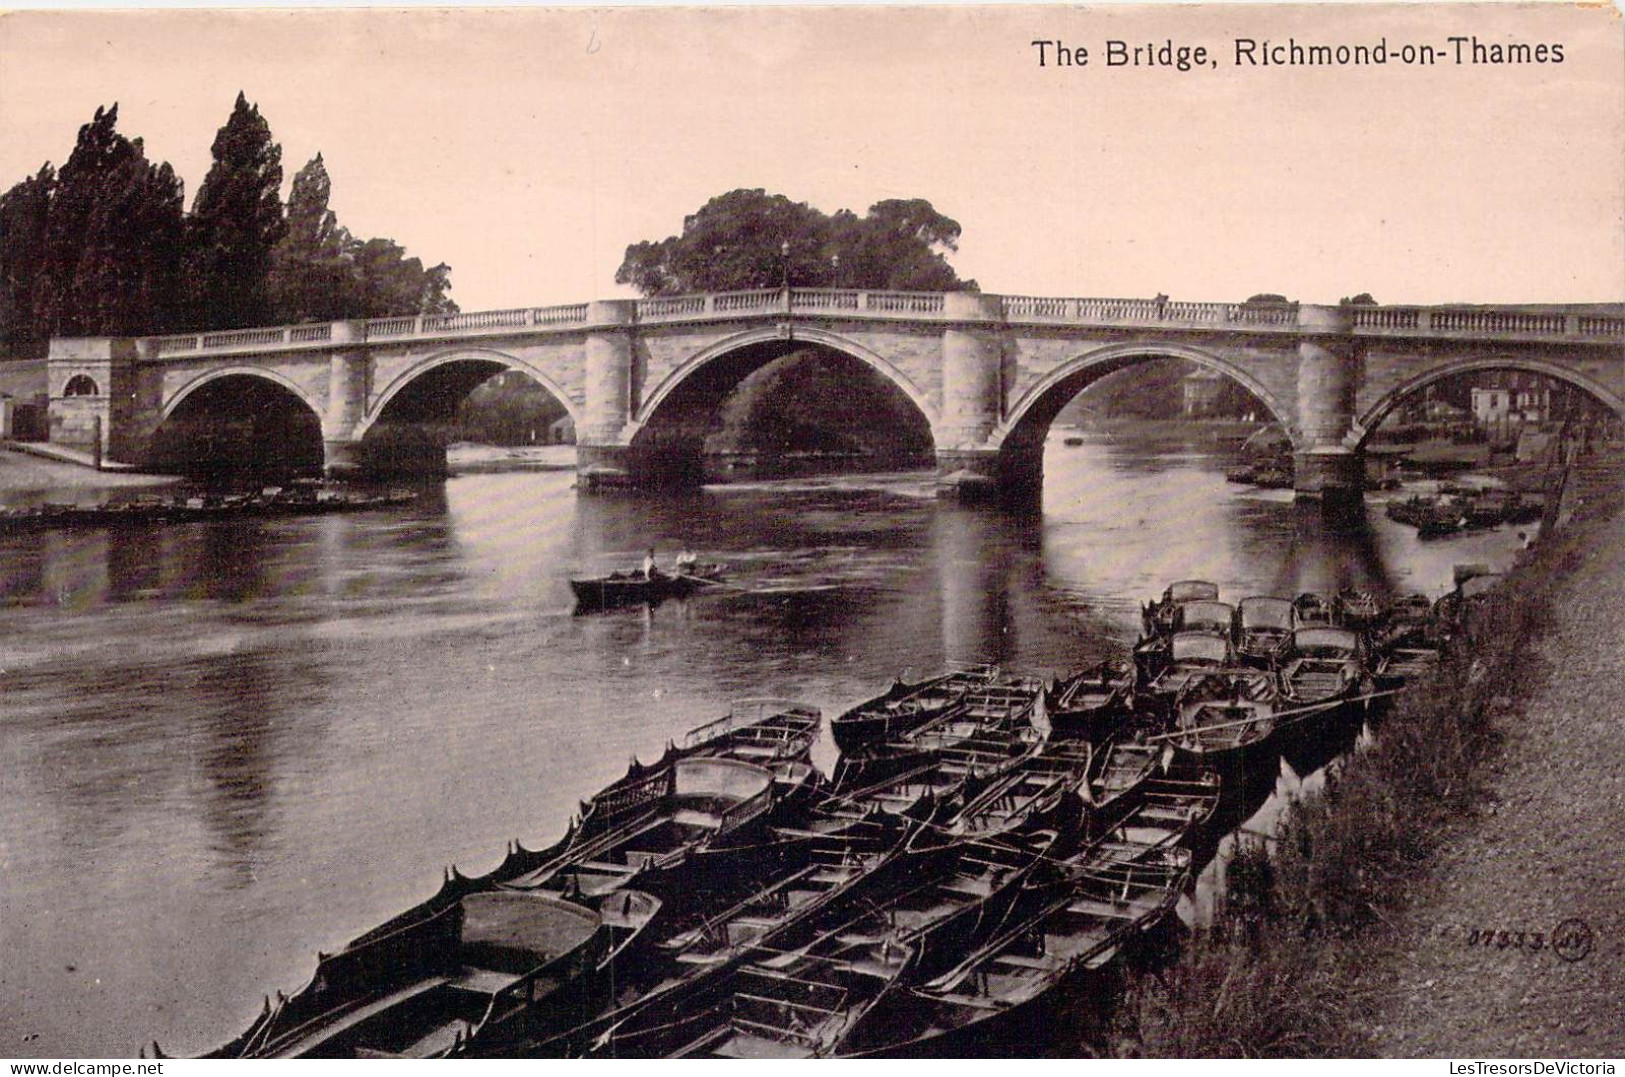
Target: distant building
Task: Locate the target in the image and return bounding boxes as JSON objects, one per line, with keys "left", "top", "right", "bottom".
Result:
{"left": 0, "top": 392, "right": 13, "bottom": 438}
{"left": 1472, "top": 372, "right": 1551, "bottom": 437}
{"left": 548, "top": 415, "right": 576, "bottom": 445}
{"left": 1471, "top": 386, "right": 1512, "bottom": 429}
{"left": 1181, "top": 368, "right": 1225, "bottom": 418}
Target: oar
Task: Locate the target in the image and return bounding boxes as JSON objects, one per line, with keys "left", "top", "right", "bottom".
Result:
{"left": 1143, "top": 688, "right": 1408, "bottom": 743}
{"left": 686, "top": 575, "right": 755, "bottom": 593}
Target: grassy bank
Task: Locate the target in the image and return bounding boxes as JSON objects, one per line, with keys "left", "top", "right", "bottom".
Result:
{"left": 1107, "top": 454, "right": 1625, "bottom": 1058}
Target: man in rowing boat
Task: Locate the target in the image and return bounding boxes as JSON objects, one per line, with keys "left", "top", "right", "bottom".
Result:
{"left": 673, "top": 546, "right": 698, "bottom": 576}
{"left": 641, "top": 547, "right": 663, "bottom": 580}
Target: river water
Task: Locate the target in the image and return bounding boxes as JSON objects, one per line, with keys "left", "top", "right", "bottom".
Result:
{"left": 0, "top": 427, "right": 1532, "bottom": 1057}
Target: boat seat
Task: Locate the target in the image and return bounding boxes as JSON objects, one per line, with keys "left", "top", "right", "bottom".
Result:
{"left": 577, "top": 859, "right": 637, "bottom": 874}
{"left": 449, "top": 967, "right": 522, "bottom": 995}
{"left": 1066, "top": 898, "right": 1136, "bottom": 918}
{"left": 263, "top": 977, "right": 452, "bottom": 1058}
{"left": 672, "top": 809, "right": 724, "bottom": 829}
{"left": 992, "top": 953, "right": 1059, "bottom": 970}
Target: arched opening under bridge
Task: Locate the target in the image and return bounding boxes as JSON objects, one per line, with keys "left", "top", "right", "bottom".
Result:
{"left": 1356, "top": 358, "right": 1625, "bottom": 466}
{"left": 150, "top": 373, "right": 324, "bottom": 480}
{"left": 994, "top": 345, "right": 1294, "bottom": 498}
{"left": 629, "top": 337, "right": 936, "bottom": 487}
{"left": 357, "top": 354, "right": 575, "bottom": 479}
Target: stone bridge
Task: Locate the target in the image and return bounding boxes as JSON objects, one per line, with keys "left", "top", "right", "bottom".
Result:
{"left": 46, "top": 289, "right": 1625, "bottom": 499}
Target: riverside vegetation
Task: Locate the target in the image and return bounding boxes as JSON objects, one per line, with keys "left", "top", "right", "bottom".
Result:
{"left": 1106, "top": 453, "right": 1624, "bottom": 1058}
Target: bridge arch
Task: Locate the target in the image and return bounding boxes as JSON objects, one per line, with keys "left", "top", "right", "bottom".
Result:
{"left": 994, "top": 341, "right": 1300, "bottom": 450}
{"left": 1350, "top": 354, "right": 1625, "bottom": 450}
{"left": 153, "top": 367, "right": 327, "bottom": 476}
{"left": 161, "top": 365, "right": 323, "bottom": 423}
{"left": 356, "top": 347, "right": 581, "bottom": 439}
{"left": 630, "top": 326, "right": 939, "bottom": 436}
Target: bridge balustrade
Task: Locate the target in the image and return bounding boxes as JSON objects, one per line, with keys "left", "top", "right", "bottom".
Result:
{"left": 1578, "top": 315, "right": 1625, "bottom": 336}
{"left": 119, "top": 290, "right": 1625, "bottom": 363}
{"left": 1430, "top": 309, "right": 1567, "bottom": 334}
{"left": 1349, "top": 308, "right": 1421, "bottom": 330}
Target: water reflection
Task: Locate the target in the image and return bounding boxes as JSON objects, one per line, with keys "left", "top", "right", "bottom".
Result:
{"left": 0, "top": 428, "right": 1533, "bottom": 1057}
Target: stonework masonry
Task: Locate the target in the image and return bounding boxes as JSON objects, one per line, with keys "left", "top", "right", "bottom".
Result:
{"left": 43, "top": 291, "right": 1625, "bottom": 500}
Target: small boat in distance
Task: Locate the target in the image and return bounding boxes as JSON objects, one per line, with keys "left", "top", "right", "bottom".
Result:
{"left": 569, "top": 563, "right": 726, "bottom": 612}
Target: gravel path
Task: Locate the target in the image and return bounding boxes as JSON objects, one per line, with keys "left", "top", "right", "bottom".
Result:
{"left": 1370, "top": 504, "right": 1625, "bottom": 1057}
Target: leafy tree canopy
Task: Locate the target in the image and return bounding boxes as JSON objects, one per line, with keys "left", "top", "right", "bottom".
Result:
{"left": 616, "top": 189, "right": 976, "bottom": 296}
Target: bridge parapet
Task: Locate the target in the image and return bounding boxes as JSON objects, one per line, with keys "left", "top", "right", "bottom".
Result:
{"left": 124, "top": 290, "right": 1625, "bottom": 364}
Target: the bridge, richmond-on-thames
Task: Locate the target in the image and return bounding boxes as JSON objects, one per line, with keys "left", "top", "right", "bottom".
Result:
{"left": 45, "top": 289, "right": 1625, "bottom": 500}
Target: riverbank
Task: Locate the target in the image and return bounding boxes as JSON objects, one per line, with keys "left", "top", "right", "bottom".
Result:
{"left": 1108, "top": 448, "right": 1625, "bottom": 1058}
{"left": 1365, "top": 462, "right": 1625, "bottom": 1056}
{"left": 0, "top": 445, "right": 178, "bottom": 498}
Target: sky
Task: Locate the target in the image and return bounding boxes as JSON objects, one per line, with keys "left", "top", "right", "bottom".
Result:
{"left": 1, "top": 4, "right": 1622, "bottom": 312}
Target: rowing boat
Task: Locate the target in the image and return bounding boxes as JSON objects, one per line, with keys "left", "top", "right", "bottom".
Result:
{"left": 830, "top": 666, "right": 1001, "bottom": 754}
{"left": 569, "top": 564, "right": 726, "bottom": 612}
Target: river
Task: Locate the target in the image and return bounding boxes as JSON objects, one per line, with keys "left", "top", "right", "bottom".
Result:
{"left": 0, "top": 425, "right": 1533, "bottom": 1057}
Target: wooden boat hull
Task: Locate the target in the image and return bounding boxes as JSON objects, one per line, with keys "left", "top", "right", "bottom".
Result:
{"left": 569, "top": 570, "right": 718, "bottom": 611}
{"left": 830, "top": 668, "right": 999, "bottom": 755}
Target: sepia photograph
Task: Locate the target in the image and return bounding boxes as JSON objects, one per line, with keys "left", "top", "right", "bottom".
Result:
{"left": 1, "top": 1, "right": 1622, "bottom": 1061}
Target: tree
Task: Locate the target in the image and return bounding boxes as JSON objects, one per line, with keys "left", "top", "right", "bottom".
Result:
{"left": 1340, "top": 293, "right": 1378, "bottom": 306}
{"left": 267, "top": 154, "right": 356, "bottom": 324}
{"left": 828, "top": 198, "right": 968, "bottom": 292}
{"left": 266, "top": 153, "right": 457, "bottom": 325}
{"left": 615, "top": 188, "right": 976, "bottom": 296}
{"left": 185, "top": 92, "right": 286, "bottom": 330}
{"left": 0, "top": 164, "right": 55, "bottom": 350}
{"left": 32, "top": 104, "right": 186, "bottom": 339}
{"left": 350, "top": 237, "right": 456, "bottom": 320}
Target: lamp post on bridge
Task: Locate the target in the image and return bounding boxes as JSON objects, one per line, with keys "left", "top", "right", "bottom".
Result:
{"left": 780, "top": 240, "right": 792, "bottom": 313}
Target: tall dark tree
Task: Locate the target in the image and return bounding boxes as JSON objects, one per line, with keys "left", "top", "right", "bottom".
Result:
{"left": 34, "top": 104, "right": 186, "bottom": 339}
{"left": 268, "top": 153, "right": 356, "bottom": 323}
{"left": 0, "top": 164, "right": 56, "bottom": 350}
{"left": 185, "top": 92, "right": 285, "bottom": 330}
{"left": 615, "top": 188, "right": 976, "bottom": 296}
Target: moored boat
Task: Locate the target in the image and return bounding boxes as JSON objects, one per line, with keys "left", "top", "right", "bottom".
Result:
{"left": 584, "top": 822, "right": 1062, "bottom": 1058}
{"left": 1158, "top": 669, "right": 1280, "bottom": 775}
{"left": 1139, "top": 631, "right": 1236, "bottom": 707}
{"left": 834, "top": 844, "right": 1191, "bottom": 1057}
{"left": 1045, "top": 659, "right": 1135, "bottom": 740}
{"left": 1141, "top": 580, "right": 1220, "bottom": 639}
{"left": 831, "top": 666, "right": 1000, "bottom": 754}
{"left": 209, "top": 887, "right": 661, "bottom": 1058}
{"left": 1235, "top": 595, "right": 1294, "bottom": 667}
{"left": 1081, "top": 737, "right": 1163, "bottom": 814}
